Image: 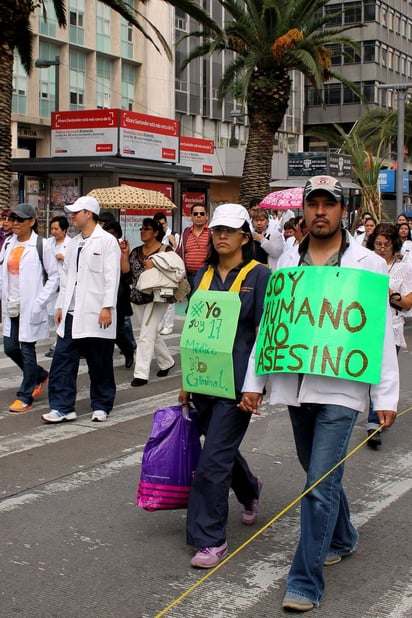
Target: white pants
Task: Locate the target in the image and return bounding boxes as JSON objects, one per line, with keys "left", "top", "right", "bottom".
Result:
{"left": 159, "top": 304, "right": 175, "bottom": 330}
{"left": 133, "top": 302, "right": 174, "bottom": 380}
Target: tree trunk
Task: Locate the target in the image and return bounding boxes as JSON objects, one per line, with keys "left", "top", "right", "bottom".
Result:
{"left": 0, "top": 47, "right": 13, "bottom": 210}
{"left": 239, "top": 69, "right": 291, "bottom": 208}
{"left": 239, "top": 117, "right": 278, "bottom": 208}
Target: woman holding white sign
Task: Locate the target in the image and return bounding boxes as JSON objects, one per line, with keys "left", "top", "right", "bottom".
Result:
{"left": 179, "top": 203, "right": 270, "bottom": 569}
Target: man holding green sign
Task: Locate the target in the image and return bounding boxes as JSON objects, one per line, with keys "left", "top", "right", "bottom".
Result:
{"left": 241, "top": 175, "right": 399, "bottom": 612}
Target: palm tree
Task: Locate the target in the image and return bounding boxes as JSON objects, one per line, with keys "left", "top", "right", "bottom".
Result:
{"left": 165, "top": 0, "right": 360, "bottom": 206}
{"left": 0, "top": 0, "right": 172, "bottom": 210}
{"left": 355, "top": 105, "right": 412, "bottom": 158}
{"left": 305, "top": 123, "right": 387, "bottom": 223}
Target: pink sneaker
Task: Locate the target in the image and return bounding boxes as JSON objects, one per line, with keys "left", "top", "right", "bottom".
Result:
{"left": 241, "top": 477, "right": 263, "bottom": 526}
{"left": 190, "top": 542, "right": 228, "bottom": 568}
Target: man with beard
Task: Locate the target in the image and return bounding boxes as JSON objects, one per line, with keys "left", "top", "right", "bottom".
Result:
{"left": 240, "top": 175, "right": 398, "bottom": 612}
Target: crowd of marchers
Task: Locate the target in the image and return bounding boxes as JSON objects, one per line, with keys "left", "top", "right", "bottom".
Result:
{"left": 0, "top": 176, "right": 407, "bottom": 612}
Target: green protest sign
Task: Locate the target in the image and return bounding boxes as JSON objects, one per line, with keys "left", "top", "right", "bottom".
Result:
{"left": 255, "top": 266, "right": 389, "bottom": 384}
{"left": 180, "top": 290, "right": 241, "bottom": 398}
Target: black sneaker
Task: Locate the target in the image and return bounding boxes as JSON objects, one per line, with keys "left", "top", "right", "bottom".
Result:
{"left": 131, "top": 378, "right": 148, "bottom": 387}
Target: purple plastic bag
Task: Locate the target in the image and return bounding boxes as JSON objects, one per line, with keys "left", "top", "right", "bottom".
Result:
{"left": 137, "top": 405, "right": 201, "bottom": 511}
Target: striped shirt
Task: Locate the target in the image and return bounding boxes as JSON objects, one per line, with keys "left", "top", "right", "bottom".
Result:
{"left": 182, "top": 226, "right": 210, "bottom": 274}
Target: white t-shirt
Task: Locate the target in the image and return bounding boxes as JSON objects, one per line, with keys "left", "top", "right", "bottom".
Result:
{"left": 7, "top": 240, "right": 30, "bottom": 303}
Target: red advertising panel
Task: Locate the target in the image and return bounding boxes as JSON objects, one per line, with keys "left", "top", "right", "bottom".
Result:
{"left": 119, "top": 110, "right": 179, "bottom": 163}
{"left": 51, "top": 109, "right": 118, "bottom": 156}
{"left": 180, "top": 136, "right": 217, "bottom": 175}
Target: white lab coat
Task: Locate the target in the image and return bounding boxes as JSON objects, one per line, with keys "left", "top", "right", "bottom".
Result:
{"left": 242, "top": 237, "right": 399, "bottom": 413}
{"left": 0, "top": 231, "right": 59, "bottom": 342}
{"left": 56, "top": 224, "right": 120, "bottom": 339}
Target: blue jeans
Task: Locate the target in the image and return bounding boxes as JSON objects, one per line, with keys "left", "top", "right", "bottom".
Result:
{"left": 3, "top": 316, "right": 48, "bottom": 405}
{"left": 48, "top": 314, "right": 116, "bottom": 414}
{"left": 286, "top": 404, "right": 359, "bottom": 605}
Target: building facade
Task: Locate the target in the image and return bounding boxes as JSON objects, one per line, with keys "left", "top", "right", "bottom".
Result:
{"left": 305, "top": 1, "right": 412, "bottom": 143}
{"left": 13, "top": 1, "right": 411, "bottom": 212}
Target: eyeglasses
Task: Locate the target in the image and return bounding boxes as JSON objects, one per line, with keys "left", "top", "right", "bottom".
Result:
{"left": 211, "top": 226, "right": 241, "bottom": 235}
{"left": 192, "top": 211, "right": 206, "bottom": 216}
{"left": 374, "top": 241, "right": 392, "bottom": 249}
{"left": 140, "top": 226, "right": 154, "bottom": 231}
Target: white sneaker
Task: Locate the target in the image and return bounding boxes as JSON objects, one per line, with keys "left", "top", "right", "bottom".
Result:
{"left": 92, "top": 410, "right": 108, "bottom": 422}
{"left": 160, "top": 327, "right": 173, "bottom": 335}
{"left": 42, "top": 409, "right": 77, "bottom": 423}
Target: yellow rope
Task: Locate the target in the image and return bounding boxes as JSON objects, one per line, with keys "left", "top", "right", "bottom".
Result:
{"left": 155, "top": 405, "right": 412, "bottom": 617}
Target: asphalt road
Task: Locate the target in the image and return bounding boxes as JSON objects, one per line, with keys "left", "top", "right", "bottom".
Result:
{"left": 0, "top": 310, "right": 411, "bottom": 618}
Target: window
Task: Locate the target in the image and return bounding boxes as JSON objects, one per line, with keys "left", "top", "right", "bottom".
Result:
{"left": 344, "top": 2, "right": 361, "bottom": 24}
{"left": 364, "top": 2, "right": 376, "bottom": 22}
{"left": 69, "top": 0, "right": 85, "bottom": 45}
{"left": 324, "top": 5, "right": 342, "bottom": 26}
{"left": 381, "top": 45, "right": 387, "bottom": 67}
{"left": 69, "top": 50, "right": 85, "bottom": 110}
{"left": 363, "top": 41, "right": 376, "bottom": 63}
{"left": 121, "top": 0, "right": 134, "bottom": 58}
{"left": 387, "top": 8, "right": 394, "bottom": 31}
{"left": 343, "top": 84, "right": 360, "bottom": 104}
{"left": 401, "top": 18, "right": 407, "bottom": 37}
{"left": 39, "top": 0, "right": 57, "bottom": 37}
{"left": 327, "top": 44, "right": 342, "bottom": 66}
{"left": 96, "top": 4, "right": 111, "bottom": 53}
{"left": 175, "top": 8, "right": 188, "bottom": 31}
{"left": 324, "top": 83, "right": 341, "bottom": 105}
{"left": 363, "top": 81, "right": 377, "bottom": 104}
{"left": 305, "top": 86, "right": 322, "bottom": 106}
{"left": 96, "top": 57, "right": 112, "bottom": 108}
{"left": 12, "top": 52, "right": 27, "bottom": 115}
{"left": 343, "top": 45, "right": 361, "bottom": 64}
{"left": 121, "top": 63, "right": 136, "bottom": 110}
{"left": 121, "top": 21, "right": 133, "bottom": 58}
{"left": 37, "top": 42, "right": 60, "bottom": 117}
{"left": 381, "top": 5, "right": 387, "bottom": 28}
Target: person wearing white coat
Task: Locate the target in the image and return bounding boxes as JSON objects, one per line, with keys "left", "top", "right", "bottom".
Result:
{"left": 42, "top": 196, "right": 120, "bottom": 424}
{"left": 45, "top": 215, "right": 72, "bottom": 357}
{"left": 0, "top": 203, "right": 59, "bottom": 413}
{"left": 240, "top": 176, "right": 398, "bottom": 612}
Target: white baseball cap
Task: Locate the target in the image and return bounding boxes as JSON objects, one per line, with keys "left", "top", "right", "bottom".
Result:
{"left": 65, "top": 195, "right": 100, "bottom": 215}
{"left": 209, "top": 203, "right": 252, "bottom": 232}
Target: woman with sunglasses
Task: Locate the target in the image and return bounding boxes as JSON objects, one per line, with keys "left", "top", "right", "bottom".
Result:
{"left": 179, "top": 203, "right": 270, "bottom": 569}
{"left": 0, "top": 203, "right": 59, "bottom": 413}
{"left": 366, "top": 223, "right": 412, "bottom": 446}
{"left": 129, "top": 218, "right": 175, "bottom": 386}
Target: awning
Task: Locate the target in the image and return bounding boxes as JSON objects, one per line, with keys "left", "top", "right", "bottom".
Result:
{"left": 11, "top": 156, "right": 194, "bottom": 179}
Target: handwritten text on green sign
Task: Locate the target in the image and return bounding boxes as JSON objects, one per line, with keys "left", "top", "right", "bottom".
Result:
{"left": 255, "top": 267, "right": 388, "bottom": 384}
{"left": 180, "top": 290, "right": 241, "bottom": 398}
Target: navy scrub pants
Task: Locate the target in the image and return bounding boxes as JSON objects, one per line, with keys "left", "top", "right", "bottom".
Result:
{"left": 187, "top": 394, "right": 259, "bottom": 549}
{"left": 48, "top": 313, "right": 116, "bottom": 415}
